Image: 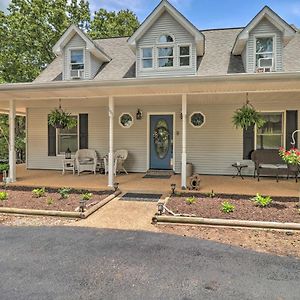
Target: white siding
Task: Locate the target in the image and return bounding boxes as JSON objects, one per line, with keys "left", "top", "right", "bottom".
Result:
{"left": 27, "top": 101, "right": 299, "bottom": 175}
{"left": 246, "top": 17, "right": 283, "bottom": 73}
{"left": 27, "top": 107, "right": 108, "bottom": 170}
{"left": 136, "top": 11, "right": 197, "bottom": 78}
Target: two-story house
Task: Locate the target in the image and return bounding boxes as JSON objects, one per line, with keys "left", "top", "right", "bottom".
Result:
{"left": 0, "top": 0, "right": 299, "bottom": 188}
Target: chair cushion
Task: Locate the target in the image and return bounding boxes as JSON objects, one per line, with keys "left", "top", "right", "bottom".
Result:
{"left": 259, "top": 164, "right": 287, "bottom": 169}
{"left": 79, "top": 158, "right": 93, "bottom": 164}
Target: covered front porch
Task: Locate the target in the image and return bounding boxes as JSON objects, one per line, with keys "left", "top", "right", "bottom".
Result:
{"left": 0, "top": 73, "right": 300, "bottom": 189}
{"left": 10, "top": 164, "right": 299, "bottom": 197}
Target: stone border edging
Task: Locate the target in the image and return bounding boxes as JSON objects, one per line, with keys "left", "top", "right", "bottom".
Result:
{"left": 0, "top": 190, "right": 121, "bottom": 219}
{"left": 153, "top": 215, "right": 300, "bottom": 231}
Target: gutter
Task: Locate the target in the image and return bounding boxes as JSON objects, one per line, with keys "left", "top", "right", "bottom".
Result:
{"left": 0, "top": 71, "right": 300, "bottom": 92}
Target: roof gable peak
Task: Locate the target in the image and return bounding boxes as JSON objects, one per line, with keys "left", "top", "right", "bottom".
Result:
{"left": 232, "top": 6, "right": 296, "bottom": 55}
{"left": 52, "top": 24, "right": 111, "bottom": 62}
{"left": 128, "top": 0, "right": 205, "bottom": 55}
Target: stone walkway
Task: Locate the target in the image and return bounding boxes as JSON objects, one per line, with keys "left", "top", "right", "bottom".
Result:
{"left": 74, "top": 195, "right": 159, "bottom": 232}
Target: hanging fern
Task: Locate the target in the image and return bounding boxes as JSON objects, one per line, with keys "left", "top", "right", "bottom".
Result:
{"left": 232, "top": 103, "right": 266, "bottom": 130}
{"left": 48, "top": 108, "right": 77, "bottom": 130}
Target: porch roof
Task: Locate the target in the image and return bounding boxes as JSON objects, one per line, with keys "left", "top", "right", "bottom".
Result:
{"left": 0, "top": 72, "right": 300, "bottom": 112}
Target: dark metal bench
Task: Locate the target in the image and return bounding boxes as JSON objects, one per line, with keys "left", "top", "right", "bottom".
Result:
{"left": 251, "top": 149, "right": 298, "bottom": 182}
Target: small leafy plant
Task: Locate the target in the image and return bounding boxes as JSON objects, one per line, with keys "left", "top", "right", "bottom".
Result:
{"left": 81, "top": 192, "right": 93, "bottom": 201}
{"left": 221, "top": 201, "right": 235, "bottom": 213}
{"left": 206, "top": 190, "right": 216, "bottom": 198}
{"left": 32, "top": 187, "right": 46, "bottom": 198}
{"left": 47, "top": 198, "right": 54, "bottom": 205}
{"left": 0, "top": 191, "right": 8, "bottom": 201}
{"left": 58, "top": 187, "right": 71, "bottom": 199}
{"left": 185, "top": 196, "right": 196, "bottom": 205}
{"left": 251, "top": 193, "right": 272, "bottom": 207}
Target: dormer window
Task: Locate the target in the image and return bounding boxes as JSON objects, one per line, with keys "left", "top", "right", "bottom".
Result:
{"left": 141, "top": 48, "right": 153, "bottom": 69}
{"left": 158, "top": 47, "right": 174, "bottom": 67}
{"left": 158, "top": 34, "right": 174, "bottom": 43}
{"left": 179, "top": 45, "right": 191, "bottom": 66}
{"left": 255, "top": 36, "right": 274, "bottom": 72}
{"left": 70, "top": 49, "right": 84, "bottom": 79}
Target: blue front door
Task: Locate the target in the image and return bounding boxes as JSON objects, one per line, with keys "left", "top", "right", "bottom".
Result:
{"left": 150, "top": 115, "right": 173, "bottom": 170}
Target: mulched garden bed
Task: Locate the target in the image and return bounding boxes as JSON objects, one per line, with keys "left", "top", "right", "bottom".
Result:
{"left": 0, "top": 186, "right": 112, "bottom": 212}
{"left": 167, "top": 194, "right": 300, "bottom": 223}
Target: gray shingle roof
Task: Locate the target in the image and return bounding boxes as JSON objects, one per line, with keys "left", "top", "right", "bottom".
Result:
{"left": 34, "top": 27, "right": 300, "bottom": 83}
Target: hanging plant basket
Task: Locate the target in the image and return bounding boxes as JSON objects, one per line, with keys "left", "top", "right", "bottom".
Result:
{"left": 48, "top": 108, "right": 77, "bottom": 130}
{"left": 232, "top": 102, "right": 266, "bottom": 130}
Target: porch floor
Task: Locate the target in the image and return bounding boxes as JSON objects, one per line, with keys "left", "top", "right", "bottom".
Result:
{"left": 7, "top": 165, "right": 299, "bottom": 197}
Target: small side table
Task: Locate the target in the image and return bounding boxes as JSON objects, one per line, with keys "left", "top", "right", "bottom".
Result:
{"left": 232, "top": 163, "right": 248, "bottom": 180}
{"left": 62, "top": 158, "right": 75, "bottom": 175}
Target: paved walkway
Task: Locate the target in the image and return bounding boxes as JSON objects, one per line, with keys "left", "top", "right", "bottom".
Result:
{"left": 74, "top": 195, "right": 159, "bottom": 232}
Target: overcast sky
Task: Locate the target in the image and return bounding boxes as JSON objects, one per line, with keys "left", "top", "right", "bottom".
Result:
{"left": 1, "top": 0, "right": 300, "bottom": 29}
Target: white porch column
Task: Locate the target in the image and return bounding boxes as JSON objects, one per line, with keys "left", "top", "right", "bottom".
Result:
{"left": 181, "top": 94, "right": 187, "bottom": 189}
{"left": 8, "top": 99, "right": 16, "bottom": 182}
{"left": 108, "top": 96, "right": 114, "bottom": 187}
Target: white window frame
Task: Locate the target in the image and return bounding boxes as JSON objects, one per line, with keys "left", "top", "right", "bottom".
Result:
{"left": 254, "top": 34, "right": 276, "bottom": 72}
{"left": 56, "top": 115, "right": 79, "bottom": 156}
{"left": 69, "top": 47, "right": 85, "bottom": 78}
{"left": 119, "top": 113, "right": 134, "bottom": 129}
{"left": 140, "top": 47, "right": 154, "bottom": 70}
{"left": 157, "top": 45, "right": 175, "bottom": 69}
{"left": 254, "top": 111, "right": 286, "bottom": 150}
{"left": 178, "top": 44, "right": 191, "bottom": 68}
{"left": 189, "top": 112, "right": 206, "bottom": 128}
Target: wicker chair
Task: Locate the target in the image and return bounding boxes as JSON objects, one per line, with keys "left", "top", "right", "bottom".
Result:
{"left": 75, "top": 149, "right": 97, "bottom": 175}
{"left": 103, "top": 150, "right": 128, "bottom": 175}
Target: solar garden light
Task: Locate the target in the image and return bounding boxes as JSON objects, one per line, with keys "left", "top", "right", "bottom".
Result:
{"left": 170, "top": 183, "right": 176, "bottom": 195}
{"left": 113, "top": 182, "right": 119, "bottom": 192}
{"left": 157, "top": 202, "right": 164, "bottom": 215}
{"left": 79, "top": 199, "right": 86, "bottom": 212}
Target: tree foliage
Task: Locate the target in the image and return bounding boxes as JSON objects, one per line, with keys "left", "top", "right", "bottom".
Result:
{"left": 0, "top": 0, "right": 139, "bottom": 83}
{"left": 89, "top": 9, "right": 139, "bottom": 39}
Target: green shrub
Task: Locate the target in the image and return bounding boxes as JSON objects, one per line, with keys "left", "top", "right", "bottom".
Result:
{"left": 221, "top": 201, "right": 235, "bottom": 213}
{"left": 251, "top": 194, "right": 272, "bottom": 207}
{"left": 58, "top": 187, "right": 71, "bottom": 199}
{"left": 81, "top": 192, "right": 93, "bottom": 201}
{"left": 0, "top": 191, "right": 8, "bottom": 201}
{"left": 32, "top": 187, "right": 46, "bottom": 198}
{"left": 0, "top": 164, "right": 9, "bottom": 173}
{"left": 185, "top": 196, "right": 196, "bottom": 205}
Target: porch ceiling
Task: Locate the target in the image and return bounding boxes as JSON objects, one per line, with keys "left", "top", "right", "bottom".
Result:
{"left": 0, "top": 73, "right": 299, "bottom": 111}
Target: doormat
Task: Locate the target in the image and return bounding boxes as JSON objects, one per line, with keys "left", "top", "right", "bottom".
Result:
{"left": 143, "top": 174, "right": 172, "bottom": 179}
{"left": 121, "top": 193, "right": 163, "bottom": 202}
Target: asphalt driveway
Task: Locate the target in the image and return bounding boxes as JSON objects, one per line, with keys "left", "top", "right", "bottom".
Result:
{"left": 0, "top": 227, "right": 299, "bottom": 300}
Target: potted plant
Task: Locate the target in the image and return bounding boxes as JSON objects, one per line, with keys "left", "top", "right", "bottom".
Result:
{"left": 279, "top": 147, "right": 300, "bottom": 173}
{"left": 232, "top": 102, "right": 266, "bottom": 130}
{"left": 48, "top": 108, "right": 77, "bottom": 129}
{"left": 0, "top": 163, "right": 9, "bottom": 182}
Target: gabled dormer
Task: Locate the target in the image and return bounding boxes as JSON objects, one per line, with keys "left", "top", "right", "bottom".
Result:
{"left": 232, "top": 6, "right": 296, "bottom": 73}
{"left": 128, "top": 0, "right": 205, "bottom": 78}
{"left": 52, "top": 25, "right": 111, "bottom": 80}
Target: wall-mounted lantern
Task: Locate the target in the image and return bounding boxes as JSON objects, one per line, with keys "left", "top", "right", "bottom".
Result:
{"left": 136, "top": 109, "right": 143, "bottom": 120}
